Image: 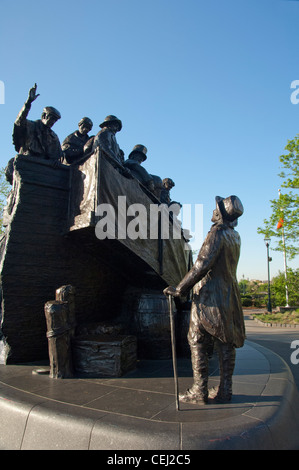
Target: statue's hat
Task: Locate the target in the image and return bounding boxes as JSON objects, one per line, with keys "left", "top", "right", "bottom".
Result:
{"left": 128, "top": 144, "right": 147, "bottom": 161}
{"left": 162, "top": 177, "right": 175, "bottom": 187}
{"left": 78, "top": 117, "right": 93, "bottom": 128}
{"left": 42, "top": 106, "right": 61, "bottom": 119}
{"left": 99, "top": 115, "right": 122, "bottom": 131}
{"left": 215, "top": 195, "right": 244, "bottom": 221}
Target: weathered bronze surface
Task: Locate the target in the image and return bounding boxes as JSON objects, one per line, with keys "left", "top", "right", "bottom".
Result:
{"left": 44, "top": 300, "right": 73, "bottom": 379}
{"left": 68, "top": 148, "right": 191, "bottom": 286}
{"left": 72, "top": 334, "right": 137, "bottom": 377}
{"left": 160, "top": 178, "right": 175, "bottom": 204}
{"left": 0, "top": 88, "right": 191, "bottom": 366}
{"left": 123, "top": 144, "right": 155, "bottom": 192}
{"left": 44, "top": 286, "right": 76, "bottom": 378}
{"left": 164, "top": 195, "right": 245, "bottom": 404}
{"left": 12, "top": 84, "right": 62, "bottom": 164}
{"left": 61, "top": 117, "right": 93, "bottom": 165}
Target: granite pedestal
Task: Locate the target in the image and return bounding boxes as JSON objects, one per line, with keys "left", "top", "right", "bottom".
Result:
{"left": 0, "top": 340, "right": 298, "bottom": 450}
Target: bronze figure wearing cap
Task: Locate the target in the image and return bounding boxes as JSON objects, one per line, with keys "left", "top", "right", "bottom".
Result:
{"left": 62, "top": 117, "right": 94, "bottom": 164}
{"left": 164, "top": 195, "right": 245, "bottom": 405}
{"left": 123, "top": 145, "right": 155, "bottom": 192}
{"left": 13, "top": 84, "right": 63, "bottom": 164}
{"left": 92, "top": 115, "right": 124, "bottom": 166}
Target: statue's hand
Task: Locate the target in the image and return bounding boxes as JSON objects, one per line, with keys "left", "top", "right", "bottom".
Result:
{"left": 27, "top": 83, "right": 40, "bottom": 103}
{"left": 148, "top": 180, "right": 155, "bottom": 192}
{"left": 122, "top": 167, "right": 133, "bottom": 178}
{"left": 163, "top": 286, "right": 179, "bottom": 297}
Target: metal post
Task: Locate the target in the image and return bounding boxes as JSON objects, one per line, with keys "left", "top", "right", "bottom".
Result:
{"left": 264, "top": 237, "right": 272, "bottom": 313}
{"left": 278, "top": 189, "right": 290, "bottom": 307}
{"left": 281, "top": 225, "right": 290, "bottom": 307}
{"left": 168, "top": 294, "right": 180, "bottom": 411}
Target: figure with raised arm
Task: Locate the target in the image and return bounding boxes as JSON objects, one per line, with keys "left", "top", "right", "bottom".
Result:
{"left": 13, "top": 84, "right": 63, "bottom": 165}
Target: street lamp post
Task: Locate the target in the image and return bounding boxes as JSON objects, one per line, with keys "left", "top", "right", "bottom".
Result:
{"left": 264, "top": 237, "right": 272, "bottom": 313}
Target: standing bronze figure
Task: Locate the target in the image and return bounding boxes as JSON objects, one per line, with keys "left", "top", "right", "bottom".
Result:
{"left": 13, "top": 84, "right": 63, "bottom": 164}
{"left": 92, "top": 115, "right": 124, "bottom": 165}
{"left": 91, "top": 115, "right": 131, "bottom": 177}
{"left": 164, "top": 195, "right": 245, "bottom": 404}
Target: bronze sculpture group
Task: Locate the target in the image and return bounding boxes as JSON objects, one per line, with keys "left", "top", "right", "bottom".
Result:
{"left": 8, "top": 84, "right": 246, "bottom": 406}
{"left": 10, "top": 84, "right": 176, "bottom": 204}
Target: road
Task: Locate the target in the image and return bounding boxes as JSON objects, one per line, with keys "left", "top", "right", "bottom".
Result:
{"left": 244, "top": 309, "right": 299, "bottom": 391}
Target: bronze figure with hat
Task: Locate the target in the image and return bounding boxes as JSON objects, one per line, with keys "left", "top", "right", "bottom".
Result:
{"left": 92, "top": 115, "right": 130, "bottom": 175}
{"left": 164, "top": 195, "right": 245, "bottom": 405}
{"left": 62, "top": 117, "right": 94, "bottom": 165}
{"left": 99, "top": 115, "right": 122, "bottom": 132}
{"left": 13, "top": 84, "right": 63, "bottom": 165}
{"left": 123, "top": 144, "right": 155, "bottom": 192}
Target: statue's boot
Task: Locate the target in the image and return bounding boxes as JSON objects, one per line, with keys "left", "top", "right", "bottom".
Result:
{"left": 179, "top": 344, "right": 209, "bottom": 404}
{"left": 211, "top": 343, "right": 236, "bottom": 403}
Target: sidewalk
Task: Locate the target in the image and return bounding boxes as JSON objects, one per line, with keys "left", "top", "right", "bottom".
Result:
{"left": 244, "top": 310, "right": 299, "bottom": 391}
{"left": 0, "top": 338, "right": 299, "bottom": 450}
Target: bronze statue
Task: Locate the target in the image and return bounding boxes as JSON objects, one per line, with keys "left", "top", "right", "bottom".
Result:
{"left": 61, "top": 117, "right": 93, "bottom": 164}
{"left": 160, "top": 178, "right": 175, "bottom": 205}
{"left": 150, "top": 174, "right": 164, "bottom": 200}
{"left": 44, "top": 285, "right": 76, "bottom": 379}
{"left": 13, "top": 84, "right": 63, "bottom": 165}
{"left": 164, "top": 195, "right": 245, "bottom": 404}
{"left": 4, "top": 157, "right": 14, "bottom": 184}
{"left": 91, "top": 115, "right": 131, "bottom": 177}
{"left": 123, "top": 145, "right": 155, "bottom": 192}
{"left": 92, "top": 115, "right": 124, "bottom": 164}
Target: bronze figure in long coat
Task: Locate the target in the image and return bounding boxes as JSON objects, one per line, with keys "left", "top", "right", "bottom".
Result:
{"left": 177, "top": 212, "right": 245, "bottom": 348}
{"left": 164, "top": 195, "right": 245, "bottom": 404}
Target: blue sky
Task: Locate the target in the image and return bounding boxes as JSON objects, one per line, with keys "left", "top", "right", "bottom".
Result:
{"left": 0, "top": 0, "right": 299, "bottom": 281}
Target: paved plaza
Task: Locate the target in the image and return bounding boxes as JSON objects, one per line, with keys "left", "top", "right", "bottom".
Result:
{"left": 0, "top": 312, "right": 298, "bottom": 450}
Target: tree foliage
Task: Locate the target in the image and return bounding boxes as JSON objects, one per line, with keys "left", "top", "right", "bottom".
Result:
{"left": 238, "top": 279, "right": 269, "bottom": 307}
{"left": 271, "top": 268, "right": 299, "bottom": 306}
{"left": 279, "top": 135, "right": 299, "bottom": 189}
{"left": 238, "top": 270, "right": 299, "bottom": 307}
{"left": 257, "top": 134, "right": 299, "bottom": 259}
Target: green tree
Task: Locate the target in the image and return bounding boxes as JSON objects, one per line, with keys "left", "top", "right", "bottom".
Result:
{"left": 271, "top": 268, "right": 299, "bottom": 306}
{"left": 257, "top": 134, "right": 299, "bottom": 260}
{"left": 238, "top": 278, "right": 249, "bottom": 295}
{"left": 279, "top": 135, "right": 299, "bottom": 190}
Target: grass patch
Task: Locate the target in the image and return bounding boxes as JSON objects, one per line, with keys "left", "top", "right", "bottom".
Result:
{"left": 253, "top": 310, "right": 299, "bottom": 324}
